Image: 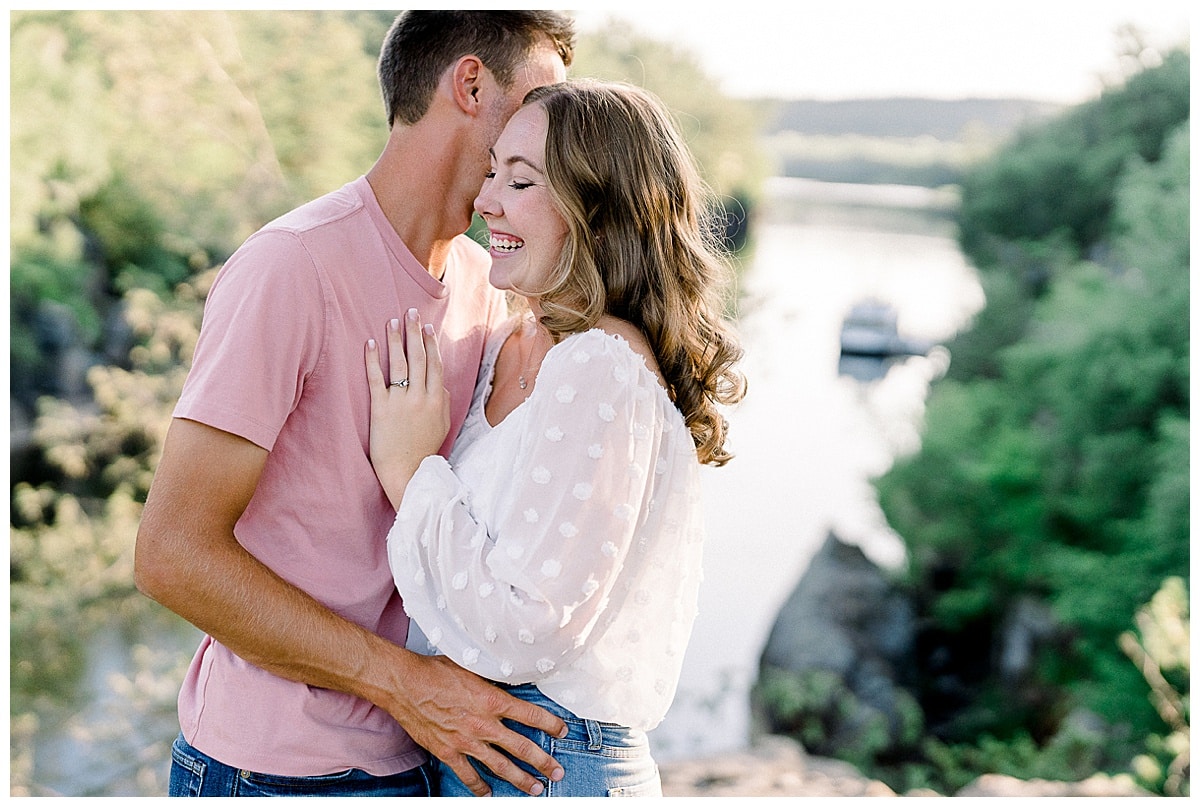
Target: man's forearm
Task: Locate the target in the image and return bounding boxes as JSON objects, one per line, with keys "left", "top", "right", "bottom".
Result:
{"left": 134, "top": 417, "right": 411, "bottom": 702}
{"left": 138, "top": 528, "right": 409, "bottom": 700}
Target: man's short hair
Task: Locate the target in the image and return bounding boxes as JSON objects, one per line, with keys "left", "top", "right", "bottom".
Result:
{"left": 378, "top": 10, "right": 575, "bottom": 128}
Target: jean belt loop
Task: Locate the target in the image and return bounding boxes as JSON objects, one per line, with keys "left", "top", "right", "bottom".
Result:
{"left": 584, "top": 719, "right": 603, "bottom": 751}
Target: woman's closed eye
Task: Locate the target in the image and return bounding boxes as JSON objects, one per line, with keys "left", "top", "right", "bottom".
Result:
{"left": 483, "top": 171, "right": 533, "bottom": 191}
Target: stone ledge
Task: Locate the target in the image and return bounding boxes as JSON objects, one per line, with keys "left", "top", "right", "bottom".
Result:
{"left": 660, "top": 735, "right": 895, "bottom": 797}
{"left": 659, "top": 735, "right": 1152, "bottom": 797}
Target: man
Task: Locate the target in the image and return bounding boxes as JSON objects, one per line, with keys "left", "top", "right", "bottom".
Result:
{"left": 135, "top": 11, "right": 575, "bottom": 797}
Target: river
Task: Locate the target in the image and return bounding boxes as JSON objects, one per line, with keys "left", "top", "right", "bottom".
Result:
{"left": 646, "top": 176, "right": 984, "bottom": 761}
{"left": 23, "top": 177, "right": 984, "bottom": 795}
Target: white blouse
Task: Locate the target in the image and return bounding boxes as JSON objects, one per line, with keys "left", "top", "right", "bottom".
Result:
{"left": 387, "top": 320, "right": 705, "bottom": 730}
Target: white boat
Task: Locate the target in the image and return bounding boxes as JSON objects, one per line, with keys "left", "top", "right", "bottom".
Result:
{"left": 839, "top": 300, "right": 933, "bottom": 358}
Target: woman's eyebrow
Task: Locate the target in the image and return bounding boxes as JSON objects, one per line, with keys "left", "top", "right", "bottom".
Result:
{"left": 488, "top": 147, "right": 544, "bottom": 173}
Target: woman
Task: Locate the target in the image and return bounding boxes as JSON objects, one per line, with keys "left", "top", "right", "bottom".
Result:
{"left": 364, "top": 79, "right": 747, "bottom": 796}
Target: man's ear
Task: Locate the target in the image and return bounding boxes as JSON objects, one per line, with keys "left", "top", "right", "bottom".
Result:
{"left": 450, "top": 55, "right": 484, "bottom": 116}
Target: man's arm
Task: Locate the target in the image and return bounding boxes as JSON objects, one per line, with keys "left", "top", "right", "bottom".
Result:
{"left": 134, "top": 417, "right": 566, "bottom": 796}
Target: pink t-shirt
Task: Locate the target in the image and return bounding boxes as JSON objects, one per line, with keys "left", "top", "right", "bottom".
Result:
{"left": 172, "top": 176, "right": 506, "bottom": 776}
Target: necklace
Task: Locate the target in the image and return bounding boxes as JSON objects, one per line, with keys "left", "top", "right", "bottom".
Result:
{"left": 517, "top": 317, "right": 544, "bottom": 390}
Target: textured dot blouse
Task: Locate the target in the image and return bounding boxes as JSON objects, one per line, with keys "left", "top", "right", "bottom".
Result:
{"left": 388, "top": 318, "right": 705, "bottom": 730}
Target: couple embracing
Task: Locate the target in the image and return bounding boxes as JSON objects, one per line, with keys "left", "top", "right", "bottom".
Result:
{"left": 136, "top": 10, "right": 746, "bottom": 798}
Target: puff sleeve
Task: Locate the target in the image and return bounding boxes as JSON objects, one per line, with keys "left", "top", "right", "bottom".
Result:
{"left": 387, "top": 333, "right": 670, "bottom": 684}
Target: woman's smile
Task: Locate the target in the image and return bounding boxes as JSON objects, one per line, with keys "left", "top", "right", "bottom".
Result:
{"left": 473, "top": 103, "right": 568, "bottom": 294}
{"left": 489, "top": 232, "right": 526, "bottom": 255}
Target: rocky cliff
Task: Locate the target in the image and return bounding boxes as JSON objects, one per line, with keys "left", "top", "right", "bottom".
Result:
{"left": 660, "top": 735, "right": 1150, "bottom": 797}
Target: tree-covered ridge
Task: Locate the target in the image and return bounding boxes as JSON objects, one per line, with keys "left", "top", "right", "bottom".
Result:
{"left": 957, "top": 48, "right": 1189, "bottom": 265}
{"left": 765, "top": 97, "right": 1063, "bottom": 141}
{"left": 874, "top": 49, "right": 1189, "bottom": 795}
{"left": 10, "top": 10, "right": 392, "bottom": 408}
{"left": 758, "top": 96, "right": 1062, "bottom": 189}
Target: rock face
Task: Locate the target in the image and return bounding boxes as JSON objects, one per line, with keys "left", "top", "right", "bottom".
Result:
{"left": 760, "top": 532, "right": 914, "bottom": 678}
{"left": 954, "top": 772, "right": 1150, "bottom": 797}
{"left": 658, "top": 735, "right": 1151, "bottom": 797}
{"left": 660, "top": 735, "right": 897, "bottom": 797}
{"left": 738, "top": 533, "right": 1154, "bottom": 798}
{"left": 754, "top": 532, "right": 919, "bottom": 763}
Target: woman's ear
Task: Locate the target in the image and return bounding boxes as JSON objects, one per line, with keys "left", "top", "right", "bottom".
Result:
{"left": 450, "top": 55, "right": 484, "bottom": 116}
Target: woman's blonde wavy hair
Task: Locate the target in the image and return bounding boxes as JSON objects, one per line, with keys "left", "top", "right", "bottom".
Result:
{"left": 520, "top": 79, "right": 747, "bottom": 466}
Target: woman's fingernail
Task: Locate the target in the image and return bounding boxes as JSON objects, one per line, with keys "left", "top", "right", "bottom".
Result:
{"left": 389, "top": 318, "right": 400, "bottom": 331}
{"left": 367, "top": 338, "right": 376, "bottom": 350}
{"left": 407, "top": 307, "right": 419, "bottom": 321}
{"left": 424, "top": 323, "right": 434, "bottom": 335}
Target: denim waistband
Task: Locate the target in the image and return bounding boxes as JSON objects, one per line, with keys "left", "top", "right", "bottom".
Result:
{"left": 498, "top": 683, "right": 601, "bottom": 749}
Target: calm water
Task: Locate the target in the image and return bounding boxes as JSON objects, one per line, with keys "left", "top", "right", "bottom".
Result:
{"left": 646, "top": 177, "right": 983, "bottom": 761}
{"left": 25, "top": 178, "right": 983, "bottom": 794}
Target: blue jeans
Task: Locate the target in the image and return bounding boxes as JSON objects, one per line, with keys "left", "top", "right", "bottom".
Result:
{"left": 438, "top": 683, "right": 662, "bottom": 797}
{"left": 168, "top": 733, "right": 436, "bottom": 796}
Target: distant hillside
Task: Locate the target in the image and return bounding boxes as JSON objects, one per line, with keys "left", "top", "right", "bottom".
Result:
{"left": 753, "top": 97, "right": 1065, "bottom": 188}
{"left": 763, "top": 97, "right": 1063, "bottom": 141}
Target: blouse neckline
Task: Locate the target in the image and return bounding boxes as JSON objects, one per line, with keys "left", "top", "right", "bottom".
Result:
{"left": 476, "top": 318, "right": 672, "bottom": 432}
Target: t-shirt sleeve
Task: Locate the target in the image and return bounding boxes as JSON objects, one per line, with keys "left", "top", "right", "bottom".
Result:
{"left": 174, "top": 230, "right": 325, "bottom": 450}
{"left": 387, "top": 335, "right": 665, "bottom": 683}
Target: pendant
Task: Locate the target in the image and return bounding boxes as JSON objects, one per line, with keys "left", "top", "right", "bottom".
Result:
{"left": 518, "top": 376, "right": 528, "bottom": 390}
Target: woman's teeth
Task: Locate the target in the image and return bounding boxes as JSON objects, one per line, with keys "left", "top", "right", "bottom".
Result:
{"left": 491, "top": 236, "right": 524, "bottom": 253}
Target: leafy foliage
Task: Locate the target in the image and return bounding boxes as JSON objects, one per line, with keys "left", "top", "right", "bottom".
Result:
{"left": 9, "top": 10, "right": 390, "bottom": 407}
{"left": 754, "top": 665, "right": 925, "bottom": 771}
{"left": 956, "top": 48, "right": 1188, "bottom": 271}
{"left": 874, "top": 50, "right": 1189, "bottom": 793}
{"left": 9, "top": 274, "right": 210, "bottom": 795}
{"left": 1120, "top": 577, "right": 1190, "bottom": 796}
{"left": 571, "top": 18, "right": 768, "bottom": 207}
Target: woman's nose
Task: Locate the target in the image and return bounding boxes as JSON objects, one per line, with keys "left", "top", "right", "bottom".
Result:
{"left": 474, "top": 186, "right": 498, "bottom": 218}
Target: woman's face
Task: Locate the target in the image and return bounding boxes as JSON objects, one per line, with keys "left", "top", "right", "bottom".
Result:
{"left": 473, "top": 103, "right": 569, "bottom": 296}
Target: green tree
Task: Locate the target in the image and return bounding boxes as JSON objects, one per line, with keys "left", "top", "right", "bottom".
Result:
{"left": 10, "top": 10, "right": 389, "bottom": 404}
{"left": 11, "top": 10, "right": 387, "bottom": 261}
{"left": 875, "top": 55, "right": 1188, "bottom": 789}
{"left": 955, "top": 48, "right": 1188, "bottom": 277}
{"left": 571, "top": 18, "right": 768, "bottom": 219}
{"left": 1120, "top": 577, "right": 1190, "bottom": 796}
